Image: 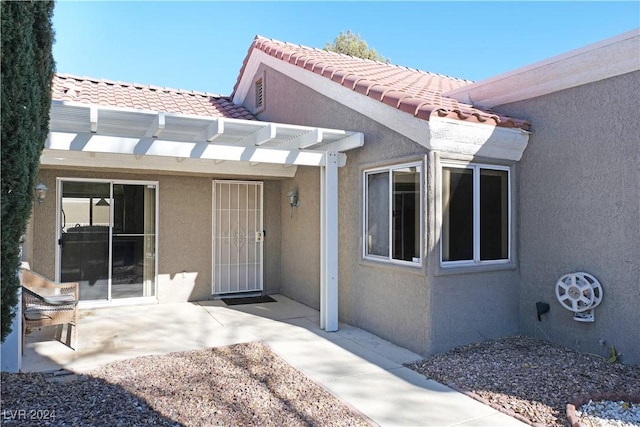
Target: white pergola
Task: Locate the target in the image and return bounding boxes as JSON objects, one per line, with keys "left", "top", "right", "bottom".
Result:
{"left": 44, "top": 100, "right": 365, "bottom": 331}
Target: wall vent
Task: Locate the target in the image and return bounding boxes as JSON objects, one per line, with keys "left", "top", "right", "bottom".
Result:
{"left": 253, "top": 73, "right": 265, "bottom": 113}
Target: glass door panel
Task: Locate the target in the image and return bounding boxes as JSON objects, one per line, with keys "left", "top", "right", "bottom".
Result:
{"left": 111, "top": 184, "right": 156, "bottom": 299}
{"left": 60, "top": 181, "right": 111, "bottom": 301}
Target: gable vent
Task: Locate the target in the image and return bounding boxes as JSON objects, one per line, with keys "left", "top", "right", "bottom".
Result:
{"left": 254, "top": 76, "right": 264, "bottom": 112}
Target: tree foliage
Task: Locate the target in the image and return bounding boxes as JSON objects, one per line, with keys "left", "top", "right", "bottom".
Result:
{"left": 1, "top": 1, "right": 55, "bottom": 341}
{"left": 324, "top": 31, "right": 389, "bottom": 63}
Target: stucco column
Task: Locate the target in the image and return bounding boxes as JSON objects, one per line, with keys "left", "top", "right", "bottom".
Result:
{"left": 320, "top": 151, "right": 339, "bottom": 331}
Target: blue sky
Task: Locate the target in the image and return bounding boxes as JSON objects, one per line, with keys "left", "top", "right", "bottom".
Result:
{"left": 53, "top": 1, "right": 639, "bottom": 95}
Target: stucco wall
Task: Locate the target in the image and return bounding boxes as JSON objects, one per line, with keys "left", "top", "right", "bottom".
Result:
{"left": 29, "top": 169, "right": 282, "bottom": 303}
{"left": 279, "top": 167, "right": 321, "bottom": 308}
{"left": 426, "top": 150, "right": 521, "bottom": 352}
{"left": 249, "top": 64, "right": 521, "bottom": 356}
{"left": 494, "top": 71, "right": 640, "bottom": 365}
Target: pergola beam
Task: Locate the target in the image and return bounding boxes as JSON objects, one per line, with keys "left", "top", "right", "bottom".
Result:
{"left": 145, "top": 112, "right": 165, "bottom": 138}
{"left": 296, "top": 129, "right": 323, "bottom": 149}
{"left": 205, "top": 119, "right": 224, "bottom": 142}
{"left": 237, "top": 123, "right": 277, "bottom": 146}
{"left": 321, "top": 132, "right": 364, "bottom": 153}
{"left": 90, "top": 107, "right": 98, "bottom": 133}
{"left": 47, "top": 131, "right": 330, "bottom": 167}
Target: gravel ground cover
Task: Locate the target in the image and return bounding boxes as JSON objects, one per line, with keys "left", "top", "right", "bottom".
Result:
{"left": 577, "top": 400, "right": 640, "bottom": 426}
{"left": 407, "top": 335, "right": 640, "bottom": 426}
{"left": 1, "top": 342, "right": 372, "bottom": 427}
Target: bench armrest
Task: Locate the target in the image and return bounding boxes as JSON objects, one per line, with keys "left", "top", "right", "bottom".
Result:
{"left": 20, "top": 268, "right": 79, "bottom": 300}
{"left": 22, "top": 286, "right": 78, "bottom": 306}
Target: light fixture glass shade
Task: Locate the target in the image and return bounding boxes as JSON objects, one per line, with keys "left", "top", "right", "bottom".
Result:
{"left": 34, "top": 182, "right": 48, "bottom": 205}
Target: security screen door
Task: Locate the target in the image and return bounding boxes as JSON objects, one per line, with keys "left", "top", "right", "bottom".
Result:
{"left": 59, "top": 180, "right": 156, "bottom": 302}
{"left": 213, "top": 181, "right": 263, "bottom": 295}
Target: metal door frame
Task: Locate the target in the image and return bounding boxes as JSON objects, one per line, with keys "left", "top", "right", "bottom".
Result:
{"left": 55, "top": 177, "right": 159, "bottom": 306}
{"left": 211, "top": 180, "right": 264, "bottom": 295}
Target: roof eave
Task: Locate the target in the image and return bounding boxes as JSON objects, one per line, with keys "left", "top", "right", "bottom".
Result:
{"left": 233, "top": 38, "right": 529, "bottom": 132}
{"left": 444, "top": 29, "right": 640, "bottom": 108}
{"left": 233, "top": 47, "right": 530, "bottom": 161}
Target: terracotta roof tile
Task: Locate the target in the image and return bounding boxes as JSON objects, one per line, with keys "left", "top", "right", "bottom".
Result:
{"left": 232, "top": 36, "right": 529, "bottom": 131}
{"left": 52, "top": 73, "right": 256, "bottom": 120}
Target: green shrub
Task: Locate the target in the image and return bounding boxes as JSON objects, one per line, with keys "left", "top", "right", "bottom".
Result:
{"left": 1, "top": 1, "right": 55, "bottom": 341}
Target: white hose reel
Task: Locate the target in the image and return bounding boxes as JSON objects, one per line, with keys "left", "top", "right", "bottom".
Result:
{"left": 555, "top": 272, "right": 603, "bottom": 322}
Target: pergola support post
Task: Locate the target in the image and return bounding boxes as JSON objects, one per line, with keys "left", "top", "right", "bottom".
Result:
{"left": 320, "top": 151, "right": 339, "bottom": 331}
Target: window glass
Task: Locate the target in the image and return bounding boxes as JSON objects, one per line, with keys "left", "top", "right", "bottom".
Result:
{"left": 392, "top": 167, "right": 420, "bottom": 261}
{"left": 441, "top": 164, "right": 510, "bottom": 266}
{"left": 442, "top": 167, "right": 473, "bottom": 262}
{"left": 366, "top": 171, "right": 389, "bottom": 257}
{"left": 365, "top": 163, "right": 421, "bottom": 263}
{"left": 480, "top": 169, "right": 509, "bottom": 260}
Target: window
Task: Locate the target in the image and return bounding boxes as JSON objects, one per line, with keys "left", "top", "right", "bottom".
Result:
{"left": 440, "top": 163, "right": 510, "bottom": 266}
{"left": 364, "top": 163, "right": 422, "bottom": 264}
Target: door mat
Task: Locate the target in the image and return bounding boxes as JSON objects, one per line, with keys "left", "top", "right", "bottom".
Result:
{"left": 222, "top": 295, "right": 276, "bottom": 306}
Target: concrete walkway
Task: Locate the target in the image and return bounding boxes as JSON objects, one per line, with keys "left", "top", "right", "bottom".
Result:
{"left": 22, "top": 295, "right": 527, "bottom": 426}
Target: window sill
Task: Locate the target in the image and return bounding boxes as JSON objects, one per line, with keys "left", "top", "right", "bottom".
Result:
{"left": 435, "top": 261, "right": 516, "bottom": 277}
{"left": 360, "top": 257, "right": 426, "bottom": 276}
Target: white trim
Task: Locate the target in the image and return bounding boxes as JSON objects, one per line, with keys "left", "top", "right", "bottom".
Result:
{"left": 429, "top": 117, "right": 530, "bottom": 161}
{"left": 444, "top": 30, "right": 640, "bottom": 108}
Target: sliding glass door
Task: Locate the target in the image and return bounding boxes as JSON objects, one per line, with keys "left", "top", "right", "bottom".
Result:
{"left": 59, "top": 181, "right": 111, "bottom": 300}
{"left": 59, "top": 179, "right": 157, "bottom": 302}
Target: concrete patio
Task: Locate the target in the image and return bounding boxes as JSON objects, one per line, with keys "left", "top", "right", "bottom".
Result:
{"left": 22, "top": 294, "right": 527, "bottom": 426}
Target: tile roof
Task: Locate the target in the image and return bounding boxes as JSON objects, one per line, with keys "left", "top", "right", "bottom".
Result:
{"left": 233, "top": 36, "right": 530, "bottom": 131}
{"left": 52, "top": 73, "right": 256, "bottom": 120}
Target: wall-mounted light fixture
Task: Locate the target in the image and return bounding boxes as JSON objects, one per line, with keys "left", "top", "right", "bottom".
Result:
{"left": 34, "top": 182, "right": 48, "bottom": 205}
{"left": 287, "top": 190, "right": 299, "bottom": 218}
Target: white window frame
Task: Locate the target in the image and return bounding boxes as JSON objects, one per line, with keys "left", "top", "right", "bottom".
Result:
{"left": 363, "top": 161, "right": 423, "bottom": 266}
{"left": 439, "top": 161, "right": 511, "bottom": 268}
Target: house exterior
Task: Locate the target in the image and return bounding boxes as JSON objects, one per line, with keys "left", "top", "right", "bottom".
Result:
{"left": 446, "top": 31, "right": 640, "bottom": 364}
{"left": 26, "top": 73, "right": 365, "bottom": 334}
{"left": 21, "top": 29, "right": 639, "bottom": 365}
